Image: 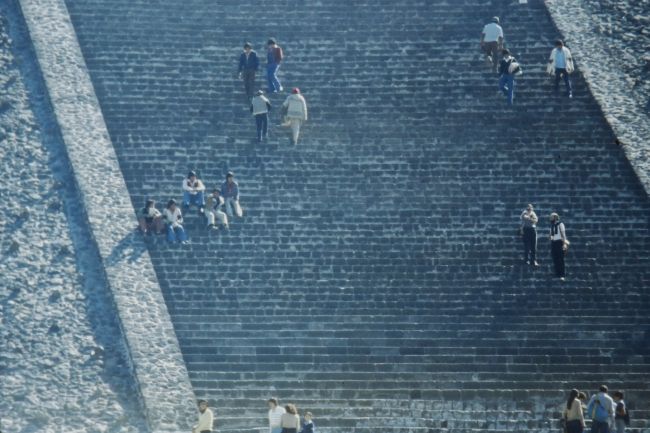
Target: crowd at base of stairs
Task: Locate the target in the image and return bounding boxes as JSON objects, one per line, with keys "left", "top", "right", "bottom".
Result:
{"left": 563, "top": 386, "right": 630, "bottom": 433}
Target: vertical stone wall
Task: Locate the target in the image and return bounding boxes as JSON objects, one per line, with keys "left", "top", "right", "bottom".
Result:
{"left": 15, "top": 0, "right": 197, "bottom": 431}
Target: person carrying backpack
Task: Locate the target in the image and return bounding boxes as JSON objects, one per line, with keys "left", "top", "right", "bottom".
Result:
{"left": 586, "top": 385, "right": 615, "bottom": 433}
{"left": 613, "top": 391, "right": 629, "bottom": 433}
{"left": 498, "top": 49, "right": 521, "bottom": 106}
{"left": 266, "top": 38, "right": 284, "bottom": 93}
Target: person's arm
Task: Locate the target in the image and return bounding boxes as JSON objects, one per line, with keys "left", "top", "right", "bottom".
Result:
{"left": 234, "top": 184, "right": 240, "bottom": 201}
{"left": 548, "top": 48, "right": 555, "bottom": 64}
{"left": 560, "top": 223, "right": 567, "bottom": 242}
{"left": 182, "top": 179, "right": 192, "bottom": 192}
{"left": 302, "top": 98, "right": 308, "bottom": 121}
{"left": 196, "top": 180, "right": 205, "bottom": 192}
{"left": 266, "top": 101, "right": 272, "bottom": 111}
{"left": 253, "top": 52, "right": 260, "bottom": 70}
{"left": 578, "top": 401, "right": 585, "bottom": 426}
{"left": 238, "top": 53, "right": 244, "bottom": 74}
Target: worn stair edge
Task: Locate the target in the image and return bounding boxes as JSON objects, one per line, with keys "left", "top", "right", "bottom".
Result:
{"left": 545, "top": 0, "right": 650, "bottom": 196}
{"left": 16, "top": 0, "right": 196, "bottom": 431}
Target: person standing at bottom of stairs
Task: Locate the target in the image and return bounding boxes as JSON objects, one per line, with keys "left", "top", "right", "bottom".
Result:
{"left": 280, "top": 404, "right": 301, "bottom": 433}
{"left": 282, "top": 88, "right": 308, "bottom": 145}
{"left": 266, "top": 38, "right": 284, "bottom": 93}
{"left": 586, "top": 385, "right": 615, "bottom": 433}
{"left": 268, "top": 398, "right": 286, "bottom": 433}
{"left": 192, "top": 399, "right": 214, "bottom": 433}
{"left": 498, "top": 49, "right": 521, "bottom": 106}
{"left": 549, "top": 212, "right": 569, "bottom": 281}
{"left": 520, "top": 204, "right": 539, "bottom": 267}
{"left": 564, "top": 389, "right": 586, "bottom": 433}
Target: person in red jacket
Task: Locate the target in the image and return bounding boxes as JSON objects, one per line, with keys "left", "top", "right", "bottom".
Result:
{"left": 266, "top": 38, "right": 284, "bottom": 93}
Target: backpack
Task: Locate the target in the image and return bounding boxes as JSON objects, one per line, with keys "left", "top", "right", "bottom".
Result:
{"left": 508, "top": 60, "right": 522, "bottom": 75}
{"left": 590, "top": 398, "right": 609, "bottom": 422}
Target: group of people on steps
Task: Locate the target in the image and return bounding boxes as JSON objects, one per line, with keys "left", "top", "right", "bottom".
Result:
{"left": 481, "top": 16, "right": 575, "bottom": 105}
{"left": 238, "top": 39, "right": 309, "bottom": 145}
{"left": 563, "top": 386, "right": 630, "bottom": 433}
{"left": 191, "top": 398, "right": 316, "bottom": 433}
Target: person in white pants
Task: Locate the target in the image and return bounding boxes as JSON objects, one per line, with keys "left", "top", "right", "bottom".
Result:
{"left": 220, "top": 171, "right": 243, "bottom": 218}
{"left": 206, "top": 188, "right": 228, "bottom": 230}
{"left": 282, "top": 87, "right": 308, "bottom": 145}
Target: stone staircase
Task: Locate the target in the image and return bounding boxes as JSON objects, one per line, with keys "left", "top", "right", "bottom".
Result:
{"left": 62, "top": 0, "right": 650, "bottom": 431}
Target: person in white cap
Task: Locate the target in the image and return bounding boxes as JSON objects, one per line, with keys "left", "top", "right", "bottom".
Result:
{"left": 480, "top": 16, "right": 504, "bottom": 72}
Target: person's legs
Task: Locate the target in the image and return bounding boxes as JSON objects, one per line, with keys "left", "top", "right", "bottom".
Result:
{"left": 499, "top": 74, "right": 508, "bottom": 94}
{"left": 271, "top": 64, "right": 282, "bottom": 92}
{"left": 552, "top": 241, "right": 565, "bottom": 277}
{"left": 554, "top": 68, "right": 562, "bottom": 92}
{"left": 243, "top": 70, "right": 255, "bottom": 100}
{"left": 255, "top": 114, "right": 264, "bottom": 142}
{"left": 175, "top": 225, "right": 187, "bottom": 242}
{"left": 522, "top": 228, "right": 531, "bottom": 261}
{"left": 166, "top": 224, "right": 176, "bottom": 243}
{"left": 290, "top": 118, "right": 301, "bottom": 144}
{"left": 489, "top": 43, "right": 499, "bottom": 71}
{"left": 216, "top": 209, "right": 229, "bottom": 227}
{"left": 182, "top": 191, "right": 192, "bottom": 208}
{"left": 261, "top": 113, "right": 268, "bottom": 139}
{"left": 225, "top": 198, "right": 234, "bottom": 217}
{"left": 615, "top": 419, "right": 625, "bottom": 433}
{"left": 138, "top": 218, "right": 148, "bottom": 233}
{"left": 563, "top": 71, "right": 572, "bottom": 95}
{"left": 233, "top": 200, "right": 243, "bottom": 217}
{"left": 506, "top": 75, "right": 514, "bottom": 105}
{"left": 153, "top": 216, "right": 165, "bottom": 234}
{"left": 530, "top": 228, "right": 537, "bottom": 262}
{"left": 207, "top": 211, "right": 216, "bottom": 227}
{"left": 195, "top": 191, "right": 205, "bottom": 208}
{"left": 267, "top": 64, "right": 280, "bottom": 92}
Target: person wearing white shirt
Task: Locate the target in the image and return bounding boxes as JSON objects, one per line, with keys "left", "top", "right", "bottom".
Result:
{"left": 480, "top": 16, "right": 504, "bottom": 72}
{"left": 547, "top": 39, "right": 574, "bottom": 98}
{"left": 192, "top": 400, "right": 214, "bottom": 433}
{"left": 282, "top": 88, "right": 308, "bottom": 146}
{"left": 549, "top": 212, "right": 568, "bottom": 281}
{"left": 164, "top": 199, "right": 188, "bottom": 244}
{"left": 182, "top": 170, "right": 206, "bottom": 214}
{"left": 268, "top": 398, "right": 286, "bottom": 433}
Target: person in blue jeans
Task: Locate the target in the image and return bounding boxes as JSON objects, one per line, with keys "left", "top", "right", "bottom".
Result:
{"left": 182, "top": 170, "right": 206, "bottom": 214}
{"left": 266, "top": 38, "right": 284, "bottom": 93}
{"left": 163, "top": 199, "right": 188, "bottom": 244}
{"left": 547, "top": 39, "right": 574, "bottom": 98}
{"left": 498, "top": 49, "right": 520, "bottom": 106}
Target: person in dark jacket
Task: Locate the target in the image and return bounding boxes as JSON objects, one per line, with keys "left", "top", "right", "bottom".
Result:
{"left": 498, "top": 49, "right": 520, "bottom": 106}
{"left": 238, "top": 42, "right": 259, "bottom": 101}
{"left": 299, "top": 412, "right": 315, "bottom": 433}
{"left": 266, "top": 38, "right": 284, "bottom": 93}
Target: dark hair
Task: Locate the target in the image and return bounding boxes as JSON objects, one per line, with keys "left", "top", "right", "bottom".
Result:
{"left": 304, "top": 411, "right": 313, "bottom": 418}
{"left": 166, "top": 199, "right": 176, "bottom": 209}
{"left": 226, "top": 171, "right": 234, "bottom": 179}
{"left": 502, "top": 49, "right": 510, "bottom": 56}
{"left": 267, "top": 38, "right": 276, "bottom": 45}
{"left": 187, "top": 170, "right": 197, "bottom": 178}
{"left": 567, "top": 389, "right": 579, "bottom": 410}
{"left": 578, "top": 391, "right": 587, "bottom": 400}
{"left": 285, "top": 403, "right": 297, "bottom": 415}
{"left": 244, "top": 42, "right": 252, "bottom": 49}
{"left": 198, "top": 399, "right": 208, "bottom": 405}
{"left": 268, "top": 398, "right": 278, "bottom": 406}
{"left": 212, "top": 188, "right": 220, "bottom": 193}
{"left": 613, "top": 391, "right": 624, "bottom": 399}
{"left": 599, "top": 385, "right": 608, "bottom": 393}
{"left": 145, "top": 199, "right": 155, "bottom": 209}
{"left": 555, "top": 39, "right": 564, "bottom": 47}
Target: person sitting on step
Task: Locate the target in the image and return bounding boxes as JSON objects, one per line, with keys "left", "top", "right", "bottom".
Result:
{"left": 192, "top": 399, "right": 214, "bottom": 433}
{"left": 138, "top": 198, "right": 164, "bottom": 235}
{"left": 280, "top": 404, "right": 300, "bottom": 433}
{"left": 182, "top": 170, "right": 206, "bottom": 214}
{"left": 206, "top": 188, "right": 228, "bottom": 231}
{"left": 163, "top": 199, "right": 188, "bottom": 244}
{"left": 221, "top": 171, "right": 243, "bottom": 218}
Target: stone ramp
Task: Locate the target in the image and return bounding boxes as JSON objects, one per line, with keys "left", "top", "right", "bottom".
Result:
{"left": 62, "top": 0, "right": 650, "bottom": 431}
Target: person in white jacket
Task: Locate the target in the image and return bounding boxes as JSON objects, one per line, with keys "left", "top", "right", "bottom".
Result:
{"left": 164, "top": 199, "right": 188, "bottom": 244}
{"left": 192, "top": 400, "right": 214, "bottom": 433}
{"left": 547, "top": 39, "right": 574, "bottom": 98}
{"left": 282, "top": 88, "right": 308, "bottom": 145}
